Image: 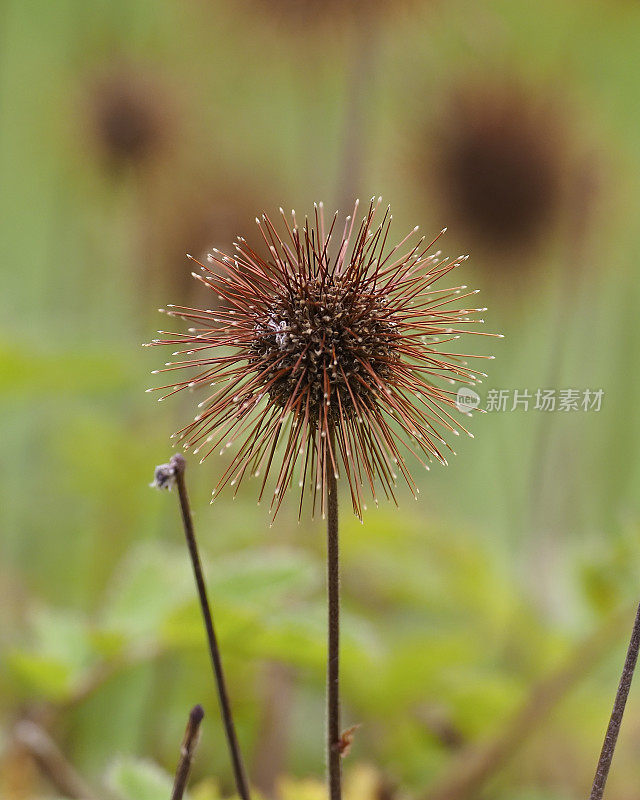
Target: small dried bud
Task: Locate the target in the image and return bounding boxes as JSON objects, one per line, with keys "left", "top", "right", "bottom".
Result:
{"left": 151, "top": 462, "right": 176, "bottom": 490}
{"left": 150, "top": 456, "right": 184, "bottom": 490}
{"left": 338, "top": 724, "right": 361, "bottom": 758}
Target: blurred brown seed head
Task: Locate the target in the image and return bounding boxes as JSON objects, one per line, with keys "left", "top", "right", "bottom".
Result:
{"left": 241, "top": 0, "right": 417, "bottom": 24}
{"left": 145, "top": 177, "right": 267, "bottom": 306}
{"left": 429, "top": 81, "right": 567, "bottom": 255}
{"left": 88, "top": 65, "right": 170, "bottom": 171}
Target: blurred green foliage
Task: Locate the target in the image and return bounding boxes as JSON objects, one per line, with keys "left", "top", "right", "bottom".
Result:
{"left": 2, "top": 0, "right": 640, "bottom": 799}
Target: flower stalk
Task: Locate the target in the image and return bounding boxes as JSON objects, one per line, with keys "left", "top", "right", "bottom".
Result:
{"left": 148, "top": 200, "right": 497, "bottom": 800}
{"left": 326, "top": 455, "right": 342, "bottom": 800}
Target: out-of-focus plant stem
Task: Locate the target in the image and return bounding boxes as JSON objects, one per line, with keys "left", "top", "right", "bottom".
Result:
{"left": 527, "top": 159, "right": 600, "bottom": 611}
{"left": 336, "top": 18, "right": 379, "bottom": 214}
{"left": 252, "top": 662, "right": 295, "bottom": 799}
{"left": 426, "top": 601, "right": 636, "bottom": 800}
{"left": 13, "top": 719, "right": 100, "bottom": 800}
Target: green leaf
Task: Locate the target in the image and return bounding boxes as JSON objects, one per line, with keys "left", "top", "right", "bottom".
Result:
{"left": 4, "top": 605, "right": 97, "bottom": 700}
{"left": 100, "top": 542, "right": 321, "bottom": 646}
{"left": 107, "top": 757, "right": 174, "bottom": 800}
{"left": 208, "top": 547, "right": 321, "bottom": 607}
{"left": 100, "top": 542, "right": 194, "bottom": 640}
{"left": 4, "top": 651, "right": 72, "bottom": 701}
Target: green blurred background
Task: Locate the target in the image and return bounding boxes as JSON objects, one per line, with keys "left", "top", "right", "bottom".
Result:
{"left": 2, "top": 1, "right": 640, "bottom": 798}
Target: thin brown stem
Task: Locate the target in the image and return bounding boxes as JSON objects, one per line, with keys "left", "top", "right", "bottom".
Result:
{"left": 13, "top": 720, "right": 100, "bottom": 800}
{"left": 171, "top": 705, "right": 205, "bottom": 800}
{"left": 327, "top": 463, "right": 342, "bottom": 800}
{"left": 589, "top": 601, "right": 640, "bottom": 800}
{"left": 164, "top": 454, "right": 251, "bottom": 800}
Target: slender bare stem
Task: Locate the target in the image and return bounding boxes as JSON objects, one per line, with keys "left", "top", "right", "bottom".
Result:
{"left": 171, "top": 705, "right": 205, "bottom": 800}
{"left": 165, "top": 454, "right": 251, "bottom": 800}
{"left": 13, "top": 720, "right": 100, "bottom": 800}
{"left": 326, "top": 465, "right": 342, "bottom": 800}
{"left": 589, "top": 601, "right": 640, "bottom": 800}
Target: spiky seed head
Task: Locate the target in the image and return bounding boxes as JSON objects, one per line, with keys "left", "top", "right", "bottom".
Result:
{"left": 147, "top": 199, "right": 497, "bottom": 519}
